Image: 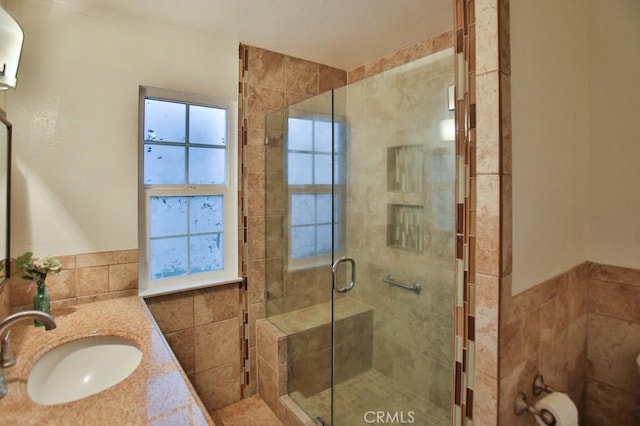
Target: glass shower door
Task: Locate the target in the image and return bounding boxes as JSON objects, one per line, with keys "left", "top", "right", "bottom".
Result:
{"left": 331, "top": 50, "right": 455, "bottom": 426}
{"left": 265, "top": 48, "right": 455, "bottom": 426}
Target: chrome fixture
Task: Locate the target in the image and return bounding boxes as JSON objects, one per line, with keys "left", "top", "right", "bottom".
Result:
{"left": 0, "top": 5, "right": 24, "bottom": 90}
{"left": 332, "top": 256, "right": 355, "bottom": 293}
{"left": 514, "top": 392, "right": 556, "bottom": 425}
{"left": 533, "top": 374, "right": 556, "bottom": 396}
{"left": 383, "top": 275, "right": 421, "bottom": 294}
{"left": 0, "top": 310, "right": 56, "bottom": 398}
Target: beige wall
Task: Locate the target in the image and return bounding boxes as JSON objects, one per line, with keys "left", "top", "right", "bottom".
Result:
{"left": 511, "top": 0, "right": 589, "bottom": 294}
{"left": 5, "top": 0, "right": 237, "bottom": 257}
{"left": 585, "top": 0, "right": 640, "bottom": 269}
{"left": 512, "top": 0, "right": 640, "bottom": 295}
{"left": 0, "top": 0, "right": 9, "bottom": 112}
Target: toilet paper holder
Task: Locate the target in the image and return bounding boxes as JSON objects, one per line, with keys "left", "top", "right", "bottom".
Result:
{"left": 533, "top": 374, "right": 556, "bottom": 395}
{"left": 514, "top": 392, "right": 556, "bottom": 425}
{"left": 514, "top": 374, "right": 559, "bottom": 425}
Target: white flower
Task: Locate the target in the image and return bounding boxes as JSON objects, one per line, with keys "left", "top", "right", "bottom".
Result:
{"left": 34, "top": 256, "right": 62, "bottom": 273}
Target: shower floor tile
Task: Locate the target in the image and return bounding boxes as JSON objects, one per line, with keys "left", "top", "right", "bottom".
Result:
{"left": 289, "top": 369, "right": 450, "bottom": 426}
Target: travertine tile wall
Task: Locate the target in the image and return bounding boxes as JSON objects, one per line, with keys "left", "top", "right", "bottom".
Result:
{"left": 7, "top": 249, "right": 139, "bottom": 311}
{"left": 453, "top": 0, "right": 511, "bottom": 424}
{"left": 238, "top": 44, "right": 346, "bottom": 397}
{"left": 145, "top": 283, "right": 243, "bottom": 412}
{"left": 347, "top": 31, "right": 454, "bottom": 83}
{"left": 495, "top": 261, "right": 640, "bottom": 426}
{"left": 586, "top": 263, "right": 640, "bottom": 425}
{"left": 498, "top": 263, "right": 590, "bottom": 425}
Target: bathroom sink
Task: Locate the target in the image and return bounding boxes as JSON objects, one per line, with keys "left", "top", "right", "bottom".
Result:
{"left": 27, "top": 335, "right": 143, "bottom": 405}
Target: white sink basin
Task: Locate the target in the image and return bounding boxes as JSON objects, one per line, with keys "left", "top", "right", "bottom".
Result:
{"left": 27, "top": 335, "right": 143, "bottom": 405}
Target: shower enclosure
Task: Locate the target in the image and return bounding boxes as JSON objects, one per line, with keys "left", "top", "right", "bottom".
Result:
{"left": 264, "top": 49, "right": 455, "bottom": 425}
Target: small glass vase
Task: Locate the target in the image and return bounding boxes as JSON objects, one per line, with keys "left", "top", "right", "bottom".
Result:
{"left": 33, "top": 284, "right": 51, "bottom": 327}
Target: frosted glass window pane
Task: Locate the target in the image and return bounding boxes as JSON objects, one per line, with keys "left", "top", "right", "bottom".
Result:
{"left": 334, "top": 123, "right": 345, "bottom": 153}
{"left": 314, "top": 153, "right": 332, "bottom": 184}
{"left": 314, "top": 121, "right": 332, "bottom": 153}
{"left": 190, "top": 195, "right": 223, "bottom": 233}
{"left": 189, "top": 147, "right": 225, "bottom": 184}
{"left": 150, "top": 237, "right": 188, "bottom": 279}
{"left": 291, "top": 194, "right": 316, "bottom": 226}
{"left": 432, "top": 155, "right": 454, "bottom": 183}
{"left": 288, "top": 118, "right": 312, "bottom": 151}
{"left": 316, "top": 224, "right": 332, "bottom": 254}
{"left": 316, "top": 194, "right": 332, "bottom": 224}
{"left": 190, "top": 234, "right": 224, "bottom": 273}
{"left": 333, "top": 153, "right": 344, "bottom": 185}
{"left": 189, "top": 105, "right": 226, "bottom": 145}
{"left": 150, "top": 196, "right": 188, "bottom": 237}
{"left": 288, "top": 153, "right": 313, "bottom": 184}
{"left": 144, "top": 99, "right": 186, "bottom": 142}
{"left": 291, "top": 226, "right": 316, "bottom": 259}
{"left": 144, "top": 145, "right": 185, "bottom": 185}
{"left": 433, "top": 189, "right": 455, "bottom": 231}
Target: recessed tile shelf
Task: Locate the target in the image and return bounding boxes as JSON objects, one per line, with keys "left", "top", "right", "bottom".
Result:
{"left": 387, "top": 144, "right": 423, "bottom": 193}
{"left": 387, "top": 204, "right": 424, "bottom": 251}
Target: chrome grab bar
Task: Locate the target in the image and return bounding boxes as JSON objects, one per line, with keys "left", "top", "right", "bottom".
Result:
{"left": 332, "top": 256, "right": 356, "bottom": 293}
{"left": 383, "top": 275, "right": 421, "bottom": 294}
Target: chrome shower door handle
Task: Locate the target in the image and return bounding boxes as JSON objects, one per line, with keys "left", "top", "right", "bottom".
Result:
{"left": 332, "top": 256, "right": 356, "bottom": 293}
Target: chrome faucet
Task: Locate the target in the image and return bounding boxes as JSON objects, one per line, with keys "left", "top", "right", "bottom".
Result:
{"left": 0, "top": 310, "right": 56, "bottom": 398}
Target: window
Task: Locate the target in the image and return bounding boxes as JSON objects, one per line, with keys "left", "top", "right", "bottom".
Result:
{"left": 286, "top": 115, "right": 344, "bottom": 265}
{"left": 138, "top": 87, "right": 238, "bottom": 296}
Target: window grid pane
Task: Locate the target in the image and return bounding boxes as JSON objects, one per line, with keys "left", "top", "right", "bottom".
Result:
{"left": 144, "top": 99, "right": 186, "bottom": 143}
{"left": 144, "top": 99, "right": 227, "bottom": 187}
{"left": 287, "top": 116, "right": 344, "bottom": 261}
{"left": 290, "top": 193, "right": 338, "bottom": 260}
{"left": 147, "top": 191, "right": 225, "bottom": 280}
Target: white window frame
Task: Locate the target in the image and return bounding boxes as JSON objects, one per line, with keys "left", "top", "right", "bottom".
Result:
{"left": 138, "top": 86, "right": 240, "bottom": 297}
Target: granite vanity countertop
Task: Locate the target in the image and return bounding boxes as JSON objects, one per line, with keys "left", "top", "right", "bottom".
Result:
{"left": 0, "top": 296, "right": 213, "bottom": 425}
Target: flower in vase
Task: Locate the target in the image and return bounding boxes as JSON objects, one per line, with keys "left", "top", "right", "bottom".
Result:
{"left": 16, "top": 252, "right": 62, "bottom": 289}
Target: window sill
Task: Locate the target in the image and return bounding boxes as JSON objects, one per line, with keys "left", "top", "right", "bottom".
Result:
{"left": 138, "top": 276, "right": 243, "bottom": 298}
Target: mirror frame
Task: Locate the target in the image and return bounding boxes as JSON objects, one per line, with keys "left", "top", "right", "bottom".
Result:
{"left": 0, "top": 114, "right": 11, "bottom": 284}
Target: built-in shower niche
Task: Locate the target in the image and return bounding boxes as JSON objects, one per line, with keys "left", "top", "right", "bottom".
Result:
{"left": 387, "top": 144, "right": 423, "bottom": 193}
{"left": 387, "top": 204, "right": 424, "bottom": 251}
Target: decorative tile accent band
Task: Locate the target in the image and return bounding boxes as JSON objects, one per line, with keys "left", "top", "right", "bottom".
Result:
{"left": 453, "top": 0, "right": 477, "bottom": 424}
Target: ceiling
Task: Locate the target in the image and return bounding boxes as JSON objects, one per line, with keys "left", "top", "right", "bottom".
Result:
{"left": 50, "top": 0, "right": 453, "bottom": 70}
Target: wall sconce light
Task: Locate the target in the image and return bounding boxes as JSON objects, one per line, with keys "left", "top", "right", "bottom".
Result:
{"left": 0, "top": 6, "right": 24, "bottom": 90}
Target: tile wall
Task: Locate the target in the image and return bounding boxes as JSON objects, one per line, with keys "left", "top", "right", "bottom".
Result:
{"left": 238, "top": 44, "right": 347, "bottom": 398}
{"left": 586, "top": 263, "right": 640, "bottom": 425}
{"left": 498, "top": 263, "right": 590, "bottom": 425}
{"left": 7, "top": 249, "right": 138, "bottom": 311}
{"left": 453, "top": 0, "right": 511, "bottom": 424}
{"left": 145, "top": 283, "right": 244, "bottom": 412}
{"left": 497, "top": 262, "right": 640, "bottom": 426}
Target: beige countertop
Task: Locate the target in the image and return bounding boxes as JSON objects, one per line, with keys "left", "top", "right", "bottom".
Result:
{"left": 0, "top": 296, "right": 213, "bottom": 425}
